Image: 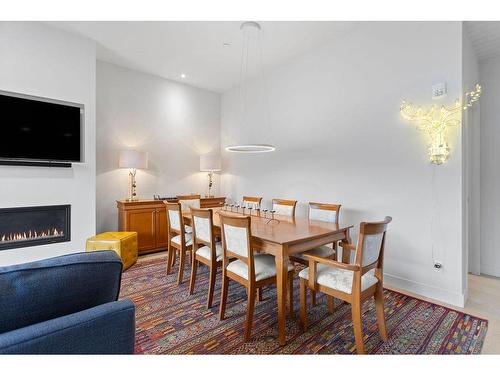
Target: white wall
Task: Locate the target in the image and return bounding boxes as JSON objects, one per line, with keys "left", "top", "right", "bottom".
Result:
{"left": 0, "top": 22, "right": 96, "bottom": 266}
{"left": 462, "top": 28, "right": 481, "bottom": 281}
{"left": 479, "top": 56, "right": 500, "bottom": 278}
{"left": 221, "top": 22, "right": 466, "bottom": 306}
{"left": 96, "top": 61, "right": 220, "bottom": 232}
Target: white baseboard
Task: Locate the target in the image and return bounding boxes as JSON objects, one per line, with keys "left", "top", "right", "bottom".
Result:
{"left": 384, "top": 273, "right": 465, "bottom": 308}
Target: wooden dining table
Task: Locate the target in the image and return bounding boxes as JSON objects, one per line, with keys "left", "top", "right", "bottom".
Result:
{"left": 182, "top": 207, "right": 353, "bottom": 345}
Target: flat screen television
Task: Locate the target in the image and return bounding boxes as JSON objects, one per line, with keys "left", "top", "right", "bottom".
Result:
{"left": 0, "top": 91, "right": 84, "bottom": 164}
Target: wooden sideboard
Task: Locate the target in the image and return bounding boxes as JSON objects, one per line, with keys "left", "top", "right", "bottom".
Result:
{"left": 117, "top": 197, "right": 225, "bottom": 255}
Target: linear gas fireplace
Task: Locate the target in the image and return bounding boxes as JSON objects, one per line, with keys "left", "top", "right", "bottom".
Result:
{"left": 0, "top": 205, "right": 70, "bottom": 251}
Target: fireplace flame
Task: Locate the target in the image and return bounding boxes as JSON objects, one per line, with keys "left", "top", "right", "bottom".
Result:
{"left": 0, "top": 228, "right": 64, "bottom": 243}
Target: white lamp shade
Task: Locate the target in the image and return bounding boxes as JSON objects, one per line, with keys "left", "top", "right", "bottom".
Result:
{"left": 200, "top": 154, "right": 221, "bottom": 172}
{"left": 119, "top": 150, "right": 148, "bottom": 169}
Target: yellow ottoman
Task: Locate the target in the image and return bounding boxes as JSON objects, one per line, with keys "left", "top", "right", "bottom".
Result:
{"left": 86, "top": 232, "right": 138, "bottom": 271}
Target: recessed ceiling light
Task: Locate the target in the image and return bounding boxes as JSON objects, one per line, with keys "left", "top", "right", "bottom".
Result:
{"left": 181, "top": 73, "right": 186, "bottom": 79}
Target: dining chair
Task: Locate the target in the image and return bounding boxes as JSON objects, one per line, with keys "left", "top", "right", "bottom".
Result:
{"left": 299, "top": 216, "right": 392, "bottom": 354}
{"left": 166, "top": 202, "right": 194, "bottom": 285}
{"left": 218, "top": 213, "right": 295, "bottom": 341}
{"left": 242, "top": 196, "right": 262, "bottom": 208}
{"left": 291, "top": 202, "right": 341, "bottom": 265}
{"left": 177, "top": 194, "right": 201, "bottom": 211}
{"left": 290, "top": 202, "right": 341, "bottom": 306}
{"left": 189, "top": 207, "right": 222, "bottom": 308}
{"left": 272, "top": 198, "right": 297, "bottom": 217}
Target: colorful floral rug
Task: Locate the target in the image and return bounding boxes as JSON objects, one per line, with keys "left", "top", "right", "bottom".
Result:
{"left": 120, "top": 255, "right": 488, "bottom": 354}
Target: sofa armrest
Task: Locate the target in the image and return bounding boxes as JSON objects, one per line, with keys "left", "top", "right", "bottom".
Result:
{"left": 0, "top": 251, "right": 123, "bottom": 333}
{"left": 0, "top": 299, "right": 135, "bottom": 354}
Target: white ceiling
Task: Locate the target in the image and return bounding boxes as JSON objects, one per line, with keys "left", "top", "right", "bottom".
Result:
{"left": 48, "top": 21, "right": 362, "bottom": 93}
{"left": 466, "top": 21, "right": 500, "bottom": 61}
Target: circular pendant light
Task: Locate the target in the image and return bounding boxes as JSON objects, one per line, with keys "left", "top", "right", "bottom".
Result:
{"left": 227, "top": 22, "right": 276, "bottom": 154}
{"left": 225, "top": 144, "right": 276, "bottom": 153}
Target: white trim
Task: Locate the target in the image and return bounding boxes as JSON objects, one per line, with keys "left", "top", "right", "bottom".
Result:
{"left": 384, "top": 272, "right": 465, "bottom": 308}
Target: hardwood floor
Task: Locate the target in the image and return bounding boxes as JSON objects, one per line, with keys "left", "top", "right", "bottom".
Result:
{"left": 139, "top": 252, "right": 500, "bottom": 353}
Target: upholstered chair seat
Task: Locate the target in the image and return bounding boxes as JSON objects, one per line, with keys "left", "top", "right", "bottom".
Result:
{"left": 196, "top": 242, "right": 223, "bottom": 262}
{"left": 184, "top": 225, "right": 193, "bottom": 234}
{"left": 227, "top": 253, "right": 294, "bottom": 281}
{"left": 293, "top": 245, "right": 335, "bottom": 261}
{"left": 299, "top": 265, "right": 378, "bottom": 294}
{"left": 171, "top": 233, "right": 193, "bottom": 246}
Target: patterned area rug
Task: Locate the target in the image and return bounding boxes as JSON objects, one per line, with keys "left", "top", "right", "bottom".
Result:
{"left": 120, "top": 255, "right": 488, "bottom": 354}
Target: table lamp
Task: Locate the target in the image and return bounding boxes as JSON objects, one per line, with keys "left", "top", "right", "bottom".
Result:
{"left": 119, "top": 150, "right": 148, "bottom": 201}
{"left": 200, "top": 153, "right": 221, "bottom": 198}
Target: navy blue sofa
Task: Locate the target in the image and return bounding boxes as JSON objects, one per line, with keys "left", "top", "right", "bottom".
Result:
{"left": 0, "top": 251, "right": 135, "bottom": 354}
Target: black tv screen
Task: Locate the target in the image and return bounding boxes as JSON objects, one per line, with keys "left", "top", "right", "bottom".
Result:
{"left": 0, "top": 92, "right": 83, "bottom": 163}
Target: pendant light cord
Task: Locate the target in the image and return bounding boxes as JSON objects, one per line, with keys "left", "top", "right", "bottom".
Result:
{"left": 258, "top": 27, "right": 272, "bottom": 132}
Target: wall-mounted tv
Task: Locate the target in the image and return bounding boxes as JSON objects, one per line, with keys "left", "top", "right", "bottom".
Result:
{"left": 0, "top": 90, "right": 84, "bottom": 165}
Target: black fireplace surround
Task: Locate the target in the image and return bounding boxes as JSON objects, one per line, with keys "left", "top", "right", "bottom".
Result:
{"left": 0, "top": 205, "right": 70, "bottom": 251}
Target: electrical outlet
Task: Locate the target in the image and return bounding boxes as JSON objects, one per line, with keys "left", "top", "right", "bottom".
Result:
{"left": 432, "top": 83, "right": 447, "bottom": 99}
{"left": 434, "top": 262, "right": 443, "bottom": 270}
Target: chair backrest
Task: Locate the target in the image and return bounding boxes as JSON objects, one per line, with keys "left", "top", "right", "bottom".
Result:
{"left": 220, "top": 213, "right": 255, "bottom": 281}
{"left": 353, "top": 217, "right": 392, "bottom": 271}
{"left": 177, "top": 194, "right": 201, "bottom": 211}
{"left": 272, "top": 198, "right": 297, "bottom": 217}
{"left": 166, "top": 202, "right": 183, "bottom": 235}
{"left": 243, "top": 196, "right": 262, "bottom": 208}
{"left": 0, "top": 251, "right": 122, "bottom": 333}
{"left": 191, "top": 207, "right": 216, "bottom": 259}
{"left": 308, "top": 202, "right": 341, "bottom": 223}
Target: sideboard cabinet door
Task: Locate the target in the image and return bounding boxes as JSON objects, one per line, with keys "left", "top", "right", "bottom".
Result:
{"left": 126, "top": 208, "right": 157, "bottom": 253}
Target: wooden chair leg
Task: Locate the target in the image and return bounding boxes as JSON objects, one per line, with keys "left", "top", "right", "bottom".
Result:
{"left": 374, "top": 285, "right": 388, "bottom": 341}
{"left": 169, "top": 248, "right": 177, "bottom": 269}
{"left": 288, "top": 271, "right": 294, "bottom": 318}
{"left": 257, "top": 287, "right": 263, "bottom": 302}
{"left": 177, "top": 248, "right": 186, "bottom": 285}
{"left": 245, "top": 286, "right": 256, "bottom": 341}
{"left": 166, "top": 246, "right": 175, "bottom": 274}
{"left": 327, "top": 295, "right": 335, "bottom": 313}
{"left": 189, "top": 258, "right": 198, "bottom": 295}
{"left": 311, "top": 290, "right": 317, "bottom": 306}
{"left": 206, "top": 265, "right": 217, "bottom": 308}
{"left": 219, "top": 272, "right": 229, "bottom": 320}
{"left": 351, "top": 301, "right": 366, "bottom": 354}
{"left": 299, "top": 278, "right": 308, "bottom": 330}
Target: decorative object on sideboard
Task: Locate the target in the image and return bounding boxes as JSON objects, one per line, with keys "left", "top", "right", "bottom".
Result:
{"left": 225, "top": 21, "right": 276, "bottom": 154}
{"left": 119, "top": 150, "right": 148, "bottom": 201}
{"left": 199, "top": 153, "right": 221, "bottom": 197}
{"left": 400, "top": 84, "right": 481, "bottom": 165}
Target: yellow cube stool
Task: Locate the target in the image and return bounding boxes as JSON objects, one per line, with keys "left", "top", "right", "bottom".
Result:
{"left": 86, "top": 232, "right": 138, "bottom": 271}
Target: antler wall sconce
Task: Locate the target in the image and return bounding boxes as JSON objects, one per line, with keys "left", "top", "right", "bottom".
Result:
{"left": 400, "top": 84, "right": 481, "bottom": 165}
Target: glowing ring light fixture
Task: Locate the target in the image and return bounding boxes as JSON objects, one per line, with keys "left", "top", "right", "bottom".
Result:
{"left": 225, "top": 144, "right": 276, "bottom": 153}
